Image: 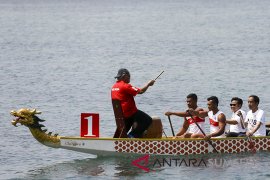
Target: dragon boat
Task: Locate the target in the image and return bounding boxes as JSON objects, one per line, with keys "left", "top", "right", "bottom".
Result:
{"left": 11, "top": 108, "right": 270, "bottom": 157}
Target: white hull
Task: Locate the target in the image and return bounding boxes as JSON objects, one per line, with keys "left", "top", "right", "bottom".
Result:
{"left": 59, "top": 136, "right": 270, "bottom": 156}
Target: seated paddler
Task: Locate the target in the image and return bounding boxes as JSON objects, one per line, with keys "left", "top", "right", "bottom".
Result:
{"left": 165, "top": 93, "right": 205, "bottom": 138}
{"left": 244, "top": 95, "right": 266, "bottom": 137}
{"left": 111, "top": 68, "right": 155, "bottom": 138}
{"left": 226, "top": 97, "right": 246, "bottom": 137}
{"left": 188, "top": 96, "right": 226, "bottom": 140}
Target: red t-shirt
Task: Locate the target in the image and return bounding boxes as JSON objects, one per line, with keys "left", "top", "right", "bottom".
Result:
{"left": 111, "top": 80, "right": 140, "bottom": 118}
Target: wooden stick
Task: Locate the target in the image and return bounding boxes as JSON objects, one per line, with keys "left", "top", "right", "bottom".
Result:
{"left": 154, "top": 71, "right": 164, "bottom": 80}
{"left": 162, "top": 129, "right": 168, "bottom": 138}
{"left": 167, "top": 116, "right": 175, "bottom": 136}
{"left": 247, "top": 136, "right": 256, "bottom": 153}
{"left": 188, "top": 112, "right": 219, "bottom": 153}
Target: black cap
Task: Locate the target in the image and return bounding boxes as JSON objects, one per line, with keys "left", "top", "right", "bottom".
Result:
{"left": 115, "top": 68, "right": 130, "bottom": 79}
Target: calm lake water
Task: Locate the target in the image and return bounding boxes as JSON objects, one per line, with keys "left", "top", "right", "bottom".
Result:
{"left": 1, "top": 0, "right": 270, "bottom": 179}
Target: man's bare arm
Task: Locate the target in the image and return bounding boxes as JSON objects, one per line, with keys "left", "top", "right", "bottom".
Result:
{"left": 176, "top": 120, "right": 189, "bottom": 136}
{"left": 246, "top": 122, "right": 262, "bottom": 136}
{"left": 226, "top": 119, "right": 238, "bottom": 125}
{"left": 138, "top": 80, "right": 155, "bottom": 94}
{"left": 188, "top": 109, "right": 208, "bottom": 118}
{"left": 165, "top": 111, "right": 189, "bottom": 117}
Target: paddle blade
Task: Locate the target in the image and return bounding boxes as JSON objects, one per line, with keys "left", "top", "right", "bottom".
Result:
{"left": 248, "top": 141, "right": 255, "bottom": 149}
{"left": 247, "top": 137, "right": 256, "bottom": 153}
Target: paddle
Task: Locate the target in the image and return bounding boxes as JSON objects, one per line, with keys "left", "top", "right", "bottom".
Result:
{"left": 167, "top": 115, "right": 175, "bottom": 136}
{"left": 154, "top": 70, "right": 164, "bottom": 80}
{"left": 162, "top": 129, "right": 168, "bottom": 138}
{"left": 246, "top": 136, "right": 256, "bottom": 153}
{"left": 187, "top": 112, "right": 219, "bottom": 153}
{"left": 237, "top": 111, "right": 256, "bottom": 153}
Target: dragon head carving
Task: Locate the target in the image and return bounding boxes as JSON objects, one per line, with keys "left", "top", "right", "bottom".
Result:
{"left": 11, "top": 108, "right": 43, "bottom": 127}
{"left": 10, "top": 108, "right": 60, "bottom": 147}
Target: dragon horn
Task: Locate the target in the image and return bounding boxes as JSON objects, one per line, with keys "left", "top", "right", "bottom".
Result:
{"left": 31, "top": 109, "right": 42, "bottom": 114}
{"left": 31, "top": 109, "right": 36, "bottom": 114}
{"left": 36, "top": 110, "right": 42, "bottom": 114}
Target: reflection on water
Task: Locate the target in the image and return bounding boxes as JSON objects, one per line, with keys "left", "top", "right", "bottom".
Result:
{"left": 23, "top": 152, "right": 270, "bottom": 179}
{"left": 25, "top": 156, "right": 146, "bottom": 179}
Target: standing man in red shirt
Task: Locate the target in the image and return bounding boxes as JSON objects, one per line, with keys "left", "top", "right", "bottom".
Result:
{"left": 111, "top": 68, "right": 155, "bottom": 138}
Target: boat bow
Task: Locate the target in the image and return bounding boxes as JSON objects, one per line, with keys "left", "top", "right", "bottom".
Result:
{"left": 11, "top": 108, "right": 60, "bottom": 148}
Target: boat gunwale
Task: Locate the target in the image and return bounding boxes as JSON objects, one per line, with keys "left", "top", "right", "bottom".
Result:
{"left": 60, "top": 136, "right": 270, "bottom": 141}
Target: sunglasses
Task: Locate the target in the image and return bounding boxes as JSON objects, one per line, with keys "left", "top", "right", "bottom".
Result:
{"left": 230, "top": 104, "right": 237, "bottom": 106}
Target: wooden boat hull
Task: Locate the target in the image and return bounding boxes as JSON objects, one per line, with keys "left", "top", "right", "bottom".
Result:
{"left": 60, "top": 136, "right": 270, "bottom": 156}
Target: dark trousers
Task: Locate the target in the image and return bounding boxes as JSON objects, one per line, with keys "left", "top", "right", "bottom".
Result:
{"left": 226, "top": 132, "right": 246, "bottom": 137}
{"left": 267, "top": 129, "right": 270, "bottom": 136}
{"left": 125, "top": 110, "right": 152, "bottom": 138}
